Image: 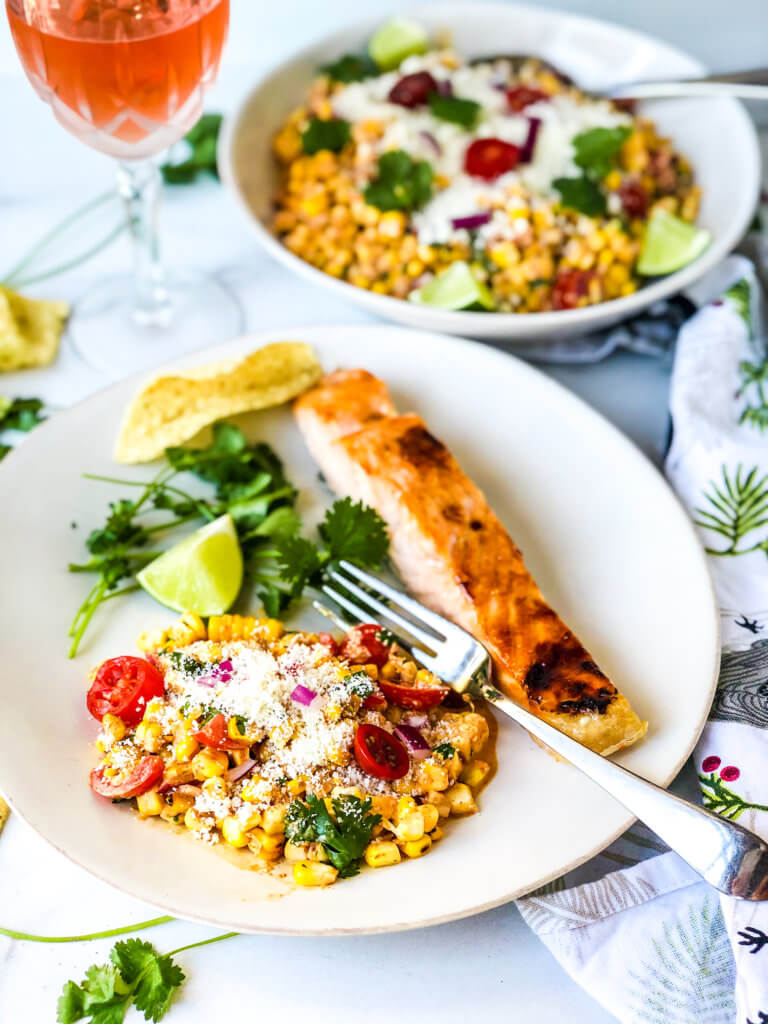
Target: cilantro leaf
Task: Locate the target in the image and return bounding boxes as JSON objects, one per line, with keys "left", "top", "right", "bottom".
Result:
{"left": 301, "top": 117, "right": 351, "bottom": 155}
{"left": 0, "top": 444, "right": 12, "bottom": 462}
{"left": 364, "top": 149, "right": 433, "bottom": 212}
{"left": 572, "top": 125, "right": 632, "bottom": 180}
{"left": 0, "top": 396, "right": 45, "bottom": 432}
{"left": 286, "top": 794, "right": 380, "bottom": 877}
{"left": 321, "top": 52, "right": 378, "bottom": 83}
{"left": 319, "top": 497, "right": 389, "bottom": 567}
{"left": 56, "top": 963, "right": 127, "bottom": 1024}
{"left": 111, "top": 939, "right": 185, "bottom": 1023}
{"left": 552, "top": 176, "right": 607, "bottom": 216}
{"left": 161, "top": 113, "right": 222, "bottom": 184}
{"left": 427, "top": 92, "right": 481, "bottom": 129}
{"left": 275, "top": 534, "right": 323, "bottom": 594}
{"left": 433, "top": 742, "right": 456, "bottom": 760}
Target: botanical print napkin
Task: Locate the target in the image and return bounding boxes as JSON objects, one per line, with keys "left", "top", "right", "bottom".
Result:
{"left": 516, "top": 254, "right": 768, "bottom": 1024}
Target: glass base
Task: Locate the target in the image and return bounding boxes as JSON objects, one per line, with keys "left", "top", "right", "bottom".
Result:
{"left": 69, "top": 270, "right": 245, "bottom": 379}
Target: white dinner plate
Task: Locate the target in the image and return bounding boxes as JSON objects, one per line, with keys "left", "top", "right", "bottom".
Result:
{"left": 219, "top": 2, "right": 760, "bottom": 346}
{"left": 0, "top": 325, "right": 719, "bottom": 934}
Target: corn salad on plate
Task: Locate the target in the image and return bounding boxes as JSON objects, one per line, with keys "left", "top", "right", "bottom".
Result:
{"left": 221, "top": 3, "right": 759, "bottom": 344}
{"left": 0, "top": 326, "right": 718, "bottom": 934}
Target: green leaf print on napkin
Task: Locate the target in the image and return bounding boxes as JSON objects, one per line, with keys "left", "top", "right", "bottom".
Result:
{"left": 629, "top": 894, "right": 735, "bottom": 1024}
{"left": 725, "top": 277, "right": 752, "bottom": 334}
{"left": 694, "top": 465, "right": 768, "bottom": 557}
{"left": 739, "top": 358, "right": 768, "bottom": 433}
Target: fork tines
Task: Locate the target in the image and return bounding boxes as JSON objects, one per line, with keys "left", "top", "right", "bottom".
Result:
{"left": 322, "top": 560, "right": 447, "bottom": 657}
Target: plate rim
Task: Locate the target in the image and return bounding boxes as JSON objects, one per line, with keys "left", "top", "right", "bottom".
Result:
{"left": 0, "top": 323, "right": 721, "bottom": 934}
{"left": 218, "top": 0, "right": 761, "bottom": 342}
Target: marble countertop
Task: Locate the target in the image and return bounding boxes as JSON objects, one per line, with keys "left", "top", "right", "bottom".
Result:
{"left": 0, "top": 2, "right": 764, "bottom": 1021}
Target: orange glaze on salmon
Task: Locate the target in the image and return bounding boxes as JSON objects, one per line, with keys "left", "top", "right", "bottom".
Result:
{"left": 295, "top": 370, "right": 647, "bottom": 756}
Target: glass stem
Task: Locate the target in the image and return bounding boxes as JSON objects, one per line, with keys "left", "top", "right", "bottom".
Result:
{"left": 116, "top": 160, "right": 172, "bottom": 327}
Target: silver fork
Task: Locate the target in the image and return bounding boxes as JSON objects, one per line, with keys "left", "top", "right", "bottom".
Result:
{"left": 321, "top": 560, "right": 768, "bottom": 901}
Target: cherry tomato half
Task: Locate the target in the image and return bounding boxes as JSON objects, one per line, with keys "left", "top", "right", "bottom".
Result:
{"left": 354, "top": 724, "right": 409, "bottom": 780}
{"left": 194, "top": 713, "right": 249, "bottom": 751}
{"left": 551, "top": 267, "right": 594, "bottom": 310}
{"left": 86, "top": 656, "right": 165, "bottom": 727}
{"left": 316, "top": 632, "right": 339, "bottom": 656}
{"left": 340, "top": 624, "right": 391, "bottom": 668}
{"left": 89, "top": 755, "right": 163, "bottom": 799}
{"left": 506, "top": 85, "right": 549, "bottom": 112}
{"left": 378, "top": 678, "right": 450, "bottom": 710}
{"left": 388, "top": 71, "right": 438, "bottom": 107}
{"left": 362, "top": 689, "right": 388, "bottom": 711}
{"left": 464, "top": 138, "right": 520, "bottom": 181}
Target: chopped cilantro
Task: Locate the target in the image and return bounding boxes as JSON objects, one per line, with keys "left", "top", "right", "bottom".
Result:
{"left": 168, "top": 651, "right": 207, "bottom": 676}
{"left": 363, "top": 149, "right": 433, "bottom": 212}
{"left": 344, "top": 669, "right": 375, "bottom": 699}
{"left": 427, "top": 92, "right": 481, "bottom": 129}
{"left": 572, "top": 125, "right": 632, "bottom": 180}
{"left": 433, "top": 742, "right": 456, "bottom": 760}
{"left": 57, "top": 938, "right": 184, "bottom": 1024}
{"left": 552, "top": 176, "right": 607, "bottom": 216}
{"left": 284, "top": 794, "right": 381, "bottom": 877}
{"left": 321, "top": 52, "right": 378, "bottom": 83}
{"left": 276, "top": 776, "right": 289, "bottom": 786}
{"left": 234, "top": 715, "right": 248, "bottom": 735}
{"left": 301, "top": 116, "right": 351, "bottom": 155}
{"left": 375, "top": 627, "right": 397, "bottom": 647}
{"left": 319, "top": 496, "right": 389, "bottom": 567}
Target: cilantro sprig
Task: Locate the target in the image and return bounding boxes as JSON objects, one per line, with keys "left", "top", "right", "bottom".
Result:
{"left": 553, "top": 124, "right": 632, "bottom": 216}
{"left": 161, "top": 114, "right": 223, "bottom": 185}
{"left": 285, "top": 794, "right": 381, "bottom": 877}
{"left": 69, "top": 424, "right": 388, "bottom": 655}
{"left": 0, "top": 396, "right": 45, "bottom": 461}
{"left": 433, "top": 742, "right": 456, "bottom": 760}
{"left": 364, "top": 149, "right": 433, "bottom": 212}
{"left": 57, "top": 937, "right": 185, "bottom": 1024}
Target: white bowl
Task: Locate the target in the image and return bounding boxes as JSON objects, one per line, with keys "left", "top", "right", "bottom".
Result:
{"left": 219, "top": 2, "right": 761, "bottom": 346}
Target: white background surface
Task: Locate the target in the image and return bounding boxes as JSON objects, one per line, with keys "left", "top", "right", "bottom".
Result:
{"left": 0, "top": 1, "right": 765, "bottom": 1022}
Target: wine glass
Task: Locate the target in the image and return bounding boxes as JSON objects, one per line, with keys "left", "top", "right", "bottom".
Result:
{"left": 6, "top": 0, "right": 242, "bottom": 377}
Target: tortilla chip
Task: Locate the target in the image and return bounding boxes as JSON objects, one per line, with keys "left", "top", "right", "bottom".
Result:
{"left": 115, "top": 341, "right": 323, "bottom": 463}
{"left": 0, "top": 796, "right": 9, "bottom": 836}
{"left": 0, "top": 286, "right": 69, "bottom": 372}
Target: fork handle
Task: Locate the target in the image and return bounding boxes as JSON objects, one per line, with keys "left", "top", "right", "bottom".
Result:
{"left": 491, "top": 694, "right": 768, "bottom": 900}
{"left": 609, "top": 69, "right": 768, "bottom": 101}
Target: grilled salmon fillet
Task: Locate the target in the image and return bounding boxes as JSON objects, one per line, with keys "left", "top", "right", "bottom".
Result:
{"left": 295, "top": 370, "right": 647, "bottom": 756}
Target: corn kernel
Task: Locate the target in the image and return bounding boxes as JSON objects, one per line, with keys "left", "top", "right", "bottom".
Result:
{"left": 101, "top": 713, "right": 126, "bottom": 743}
{"left": 287, "top": 779, "right": 305, "bottom": 797}
{"left": 159, "top": 791, "right": 194, "bottom": 823}
{"left": 364, "top": 841, "right": 402, "bottom": 868}
{"left": 173, "top": 734, "right": 199, "bottom": 763}
{"left": 429, "top": 825, "right": 445, "bottom": 842}
{"left": 378, "top": 211, "right": 405, "bottom": 238}
{"left": 184, "top": 808, "right": 206, "bottom": 832}
{"left": 421, "top": 803, "right": 440, "bottom": 832}
{"left": 202, "top": 776, "right": 228, "bottom": 800}
{"left": 283, "top": 841, "right": 307, "bottom": 861}
{"left": 446, "top": 783, "right": 478, "bottom": 816}
{"left": 403, "top": 835, "right": 432, "bottom": 859}
{"left": 221, "top": 816, "right": 248, "bottom": 848}
{"left": 191, "top": 749, "right": 228, "bottom": 781}
{"left": 293, "top": 861, "right": 338, "bottom": 887}
{"left": 135, "top": 720, "right": 164, "bottom": 754}
{"left": 460, "top": 760, "right": 491, "bottom": 788}
{"left": 396, "top": 811, "right": 425, "bottom": 842}
{"left": 395, "top": 796, "right": 418, "bottom": 822}
{"left": 261, "top": 805, "right": 287, "bottom": 836}
{"left": 136, "top": 789, "right": 164, "bottom": 817}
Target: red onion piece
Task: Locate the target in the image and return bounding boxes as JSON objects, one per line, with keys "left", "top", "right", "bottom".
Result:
{"left": 435, "top": 78, "right": 453, "bottom": 97}
{"left": 451, "top": 211, "right": 492, "bottom": 231}
{"left": 519, "top": 117, "right": 541, "bottom": 164}
{"left": 418, "top": 129, "right": 442, "bottom": 156}
{"left": 394, "top": 724, "right": 431, "bottom": 760}
{"left": 226, "top": 758, "right": 256, "bottom": 783}
{"left": 291, "top": 684, "right": 318, "bottom": 706}
{"left": 218, "top": 659, "right": 233, "bottom": 673}
{"left": 403, "top": 712, "right": 428, "bottom": 729}
{"left": 196, "top": 675, "right": 218, "bottom": 688}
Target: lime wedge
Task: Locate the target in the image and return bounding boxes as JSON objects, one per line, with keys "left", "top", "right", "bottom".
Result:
{"left": 410, "top": 261, "right": 495, "bottom": 311}
{"left": 369, "top": 18, "right": 429, "bottom": 70}
{"left": 637, "top": 209, "right": 711, "bottom": 276}
{"left": 137, "top": 514, "right": 243, "bottom": 616}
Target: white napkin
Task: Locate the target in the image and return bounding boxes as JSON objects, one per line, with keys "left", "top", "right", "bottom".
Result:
{"left": 516, "top": 255, "right": 768, "bottom": 1024}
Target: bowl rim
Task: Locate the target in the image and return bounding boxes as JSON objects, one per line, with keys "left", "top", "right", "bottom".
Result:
{"left": 218, "top": 1, "right": 762, "bottom": 340}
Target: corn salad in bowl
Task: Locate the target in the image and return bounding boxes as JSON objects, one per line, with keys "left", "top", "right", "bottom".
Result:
{"left": 270, "top": 19, "right": 705, "bottom": 314}
{"left": 86, "top": 612, "right": 494, "bottom": 887}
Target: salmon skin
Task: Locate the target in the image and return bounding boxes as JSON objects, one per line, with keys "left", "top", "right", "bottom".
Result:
{"left": 295, "top": 370, "right": 647, "bottom": 755}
